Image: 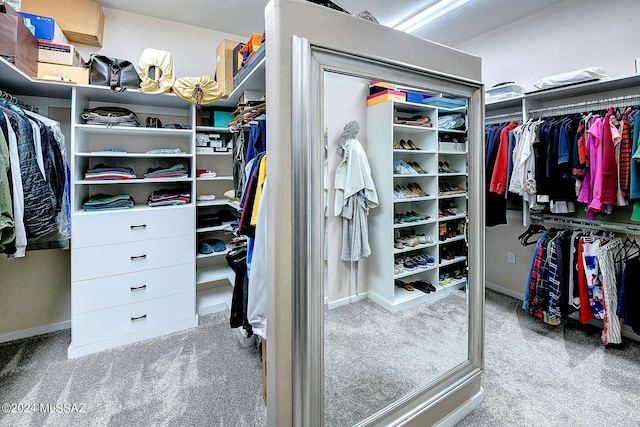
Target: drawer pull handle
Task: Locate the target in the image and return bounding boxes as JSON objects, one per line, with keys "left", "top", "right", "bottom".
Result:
{"left": 131, "top": 314, "right": 147, "bottom": 322}
{"left": 130, "top": 255, "right": 147, "bottom": 261}
{"left": 130, "top": 284, "right": 147, "bottom": 291}
{"left": 130, "top": 224, "right": 147, "bottom": 230}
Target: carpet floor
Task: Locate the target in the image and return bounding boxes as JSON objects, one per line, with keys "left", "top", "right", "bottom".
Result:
{"left": 0, "top": 311, "right": 266, "bottom": 427}
{"left": 457, "top": 290, "right": 640, "bottom": 427}
{"left": 2, "top": 289, "right": 639, "bottom": 427}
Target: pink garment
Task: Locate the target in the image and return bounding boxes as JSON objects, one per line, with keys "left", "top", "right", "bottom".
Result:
{"left": 600, "top": 108, "right": 618, "bottom": 205}
{"left": 579, "top": 116, "right": 603, "bottom": 219}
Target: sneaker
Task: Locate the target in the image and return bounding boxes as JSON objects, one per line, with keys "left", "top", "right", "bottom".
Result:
{"left": 423, "top": 253, "right": 435, "bottom": 266}
{"left": 416, "top": 233, "right": 427, "bottom": 244}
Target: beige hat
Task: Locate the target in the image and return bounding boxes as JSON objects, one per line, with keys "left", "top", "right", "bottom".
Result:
{"left": 138, "top": 48, "right": 175, "bottom": 94}
{"left": 172, "top": 76, "right": 222, "bottom": 105}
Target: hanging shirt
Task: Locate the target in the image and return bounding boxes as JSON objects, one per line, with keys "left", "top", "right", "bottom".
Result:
{"left": 333, "top": 138, "right": 378, "bottom": 216}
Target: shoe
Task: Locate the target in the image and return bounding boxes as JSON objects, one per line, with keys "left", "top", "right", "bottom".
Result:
{"left": 416, "top": 233, "right": 427, "bottom": 244}
{"left": 394, "top": 239, "right": 404, "bottom": 249}
{"left": 452, "top": 269, "right": 463, "bottom": 279}
{"left": 415, "top": 280, "right": 436, "bottom": 292}
{"left": 409, "top": 161, "right": 428, "bottom": 174}
{"left": 407, "top": 182, "right": 429, "bottom": 197}
{"left": 198, "top": 239, "right": 226, "bottom": 254}
{"left": 395, "top": 279, "right": 415, "bottom": 291}
{"left": 412, "top": 281, "right": 431, "bottom": 293}
{"left": 423, "top": 253, "right": 435, "bottom": 266}
{"left": 406, "top": 139, "right": 420, "bottom": 150}
{"left": 443, "top": 161, "right": 459, "bottom": 173}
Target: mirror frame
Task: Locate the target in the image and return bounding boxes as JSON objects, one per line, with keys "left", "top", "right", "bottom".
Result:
{"left": 290, "top": 36, "right": 486, "bottom": 426}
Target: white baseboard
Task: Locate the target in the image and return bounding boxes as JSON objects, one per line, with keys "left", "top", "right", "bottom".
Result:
{"left": 327, "top": 292, "right": 369, "bottom": 310}
{"left": 0, "top": 320, "right": 71, "bottom": 344}
{"left": 433, "top": 388, "right": 484, "bottom": 427}
{"left": 485, "top": 281, "right": 524, "bottom": 301}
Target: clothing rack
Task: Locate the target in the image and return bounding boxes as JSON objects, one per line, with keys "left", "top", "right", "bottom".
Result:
{"left": 485, "top": 111, "right": 523, "bottom": 123}
{"left": 528, "top": 92, "right": 640, "bottom": 117}
{"left": 0, "top": 88, "right": 39, "bottom": 113}
{"left": 530, "top": 213, "right": 640, "bottom": 235}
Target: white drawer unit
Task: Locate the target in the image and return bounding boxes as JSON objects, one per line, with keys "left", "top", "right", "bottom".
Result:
{"left": 71, "top": 235, "right": 194, "bottom": 281}
{"left": 72, "top": 206, "right": 194, "bottom": 248}
{"left": 72, "top": 263, "right": 194, "bottom": 314}
{"left": 71, "top": 291, "right": 195, "bottom": 347}
{"left": 68, "top": 86, "right": 198, "bottom": 358}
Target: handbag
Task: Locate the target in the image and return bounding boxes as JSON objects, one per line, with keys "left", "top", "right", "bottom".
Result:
{"left": 81, "top": 107, "right": 141, "bottom": 127}
{"left": 87, "top": 55, "right": 142, "bottom": 92}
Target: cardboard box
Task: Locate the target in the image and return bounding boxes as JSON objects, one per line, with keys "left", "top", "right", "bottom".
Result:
{"left": 37, "top": 41, "right": 84, "bottom": 66}
{"left": 366, "top": 90, "right": 406, "bottom": 107}
{"left": 21, "top": 0, "right": 104, "bottom": 47}
{"left": 0, "top": 1, "right": 38, "bottom": 76}
{"left": 216, "top": 39, "right": 241, "bottom": 99}
{"left": 36, "top": 62, "right": 88, "bottom": 83}
{"left": 19, "top": 12, "right": 67, "bottom": 43}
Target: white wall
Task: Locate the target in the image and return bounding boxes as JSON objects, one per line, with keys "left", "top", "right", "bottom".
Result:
{"left": 456, "top": 0, "right": 640, "bottom": 92}
{"left": 323, "top": 73, "right": 370, "bottom": 303}
{"left": 76, "top": 8, "right": 247, "bottom": 78}
{"left": 0, "top": 8, "right": 246, "bottom": 337}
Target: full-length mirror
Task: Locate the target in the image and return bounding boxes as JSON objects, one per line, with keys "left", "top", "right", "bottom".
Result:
{"left": 322, "top": 71, "right": 472, "bottom": 426}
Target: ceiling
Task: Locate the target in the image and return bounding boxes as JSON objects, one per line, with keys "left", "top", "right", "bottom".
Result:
{"left": 98, "top": 0, "right": 566, "bottom": 46}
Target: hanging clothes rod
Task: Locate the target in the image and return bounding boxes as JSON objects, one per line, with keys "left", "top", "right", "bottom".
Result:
{"left": 530, "top": 213, "right": 640, "bottom": 235}
{"left": 528, "top": 92, "right": 640, "bottom": 116}
{"left": 485, "top": 111, "right": 523, "bottom": 122}
{"left": 0, "top": 88, "right": 39, "bottom": 113}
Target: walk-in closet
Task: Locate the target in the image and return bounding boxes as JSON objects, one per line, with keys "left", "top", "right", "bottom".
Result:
{"left": 2, "top": 0, "right": 640, "bottom": 426}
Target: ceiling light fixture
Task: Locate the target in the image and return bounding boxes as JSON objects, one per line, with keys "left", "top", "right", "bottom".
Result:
{"left": 393, "top": 0, "right": 473, "bottom": 33}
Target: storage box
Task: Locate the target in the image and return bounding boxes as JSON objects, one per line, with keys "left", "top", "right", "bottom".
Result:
{"left": 216, "top": 39, "right": 242, "bottom": 99}
{"left": 196, "top": 147, "right": 214, "bottom": 154}
{"left": 234, "top": 44, "right": 265, "bottom": 87}
{"left": 366, "top": 89, "right": 406, "bottom": 107}
{"left": 19, "top": 12, "right": 67, "bottom": 43}
{"left": 422, "top": 96, "right": 466, "bottom": 109}
{"left": 36, "top": 62, "right": 88, "bottom": 83}
{"left": 37, "top": 41, "right": 84, "bottom": 66}
{"left": 21, "top": 0, "right": 105, "bottom": 47}
{"left": 406, "top": 91, "right": 429, "bottom": 104}
{"left": 213, "top": 110, "right": 234, "bottom": 128}
{"left": 0, "top": 1, "right": 38, "bottom": 77}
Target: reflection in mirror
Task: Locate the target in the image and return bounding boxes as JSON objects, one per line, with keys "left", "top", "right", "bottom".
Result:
{"left": 322, "top": 72, "right": 470, "bottom": 426}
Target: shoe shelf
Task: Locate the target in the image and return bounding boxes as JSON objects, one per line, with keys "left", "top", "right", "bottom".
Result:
{"left": 394, "top": 218, "right": 436, "bottom": 229}
{"left": 393, "top": 242, "right": 437, "bottom": 255}
{"left": 393, "top": 149, "right": 436, "bottom": 154}
{"left": 441, "top": 235, "right": 466, "bottom": 245}
{"left": 439, "top": 256, "right": 467, "bottom": 267}
{"left": 196, "top": 247, "right": 232, "bottom": 259}
{"left": 367, "top": 96, "right": 468, "bottom": 312}
{"left": 438, "top": 129, "right": 466, "bottom": 134}
{"left": 196, "top": 221, "right": 235, "bottom": 233}
{"left": 196, "top": 265, "right": 234, "bottom": 286}
{"left": 394, "top": 265, "right": 437, "bottom": 280}
{"left": 438, "top": 277, "right": 467, "bottom": 290}
{"left": 439, "top": 213, "right": 467, "bottom": 222}
{"left": 394, "top": 195, "right": 436, "bottom": 203}
{"left": 438, "top": 172, "right": 467, "bottom": 177}
{"left": 393, "top": 173, "right": 436, "bottom": 178}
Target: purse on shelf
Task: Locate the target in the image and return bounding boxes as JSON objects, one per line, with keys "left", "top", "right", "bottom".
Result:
{"left": 81, "top": 106, "right": 141, "bottom": 127}
{"left": 87, "top": 55, "right": 142, "bottom": 92}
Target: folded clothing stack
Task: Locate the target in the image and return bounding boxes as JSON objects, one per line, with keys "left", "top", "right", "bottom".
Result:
{"left": 144, "top": 164, "right": 188, "bottom": 179}
{"left": 83, "top": 194, "right": 135, "bottom": 211}
{"left": 438, "top": 113, "right": 466, "bottom": 130}
{"left": 85, "top": 164, "right": 136, "bottom": 180}
{"left": 147, "top": 188, "right": 191, "bottom": 207}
